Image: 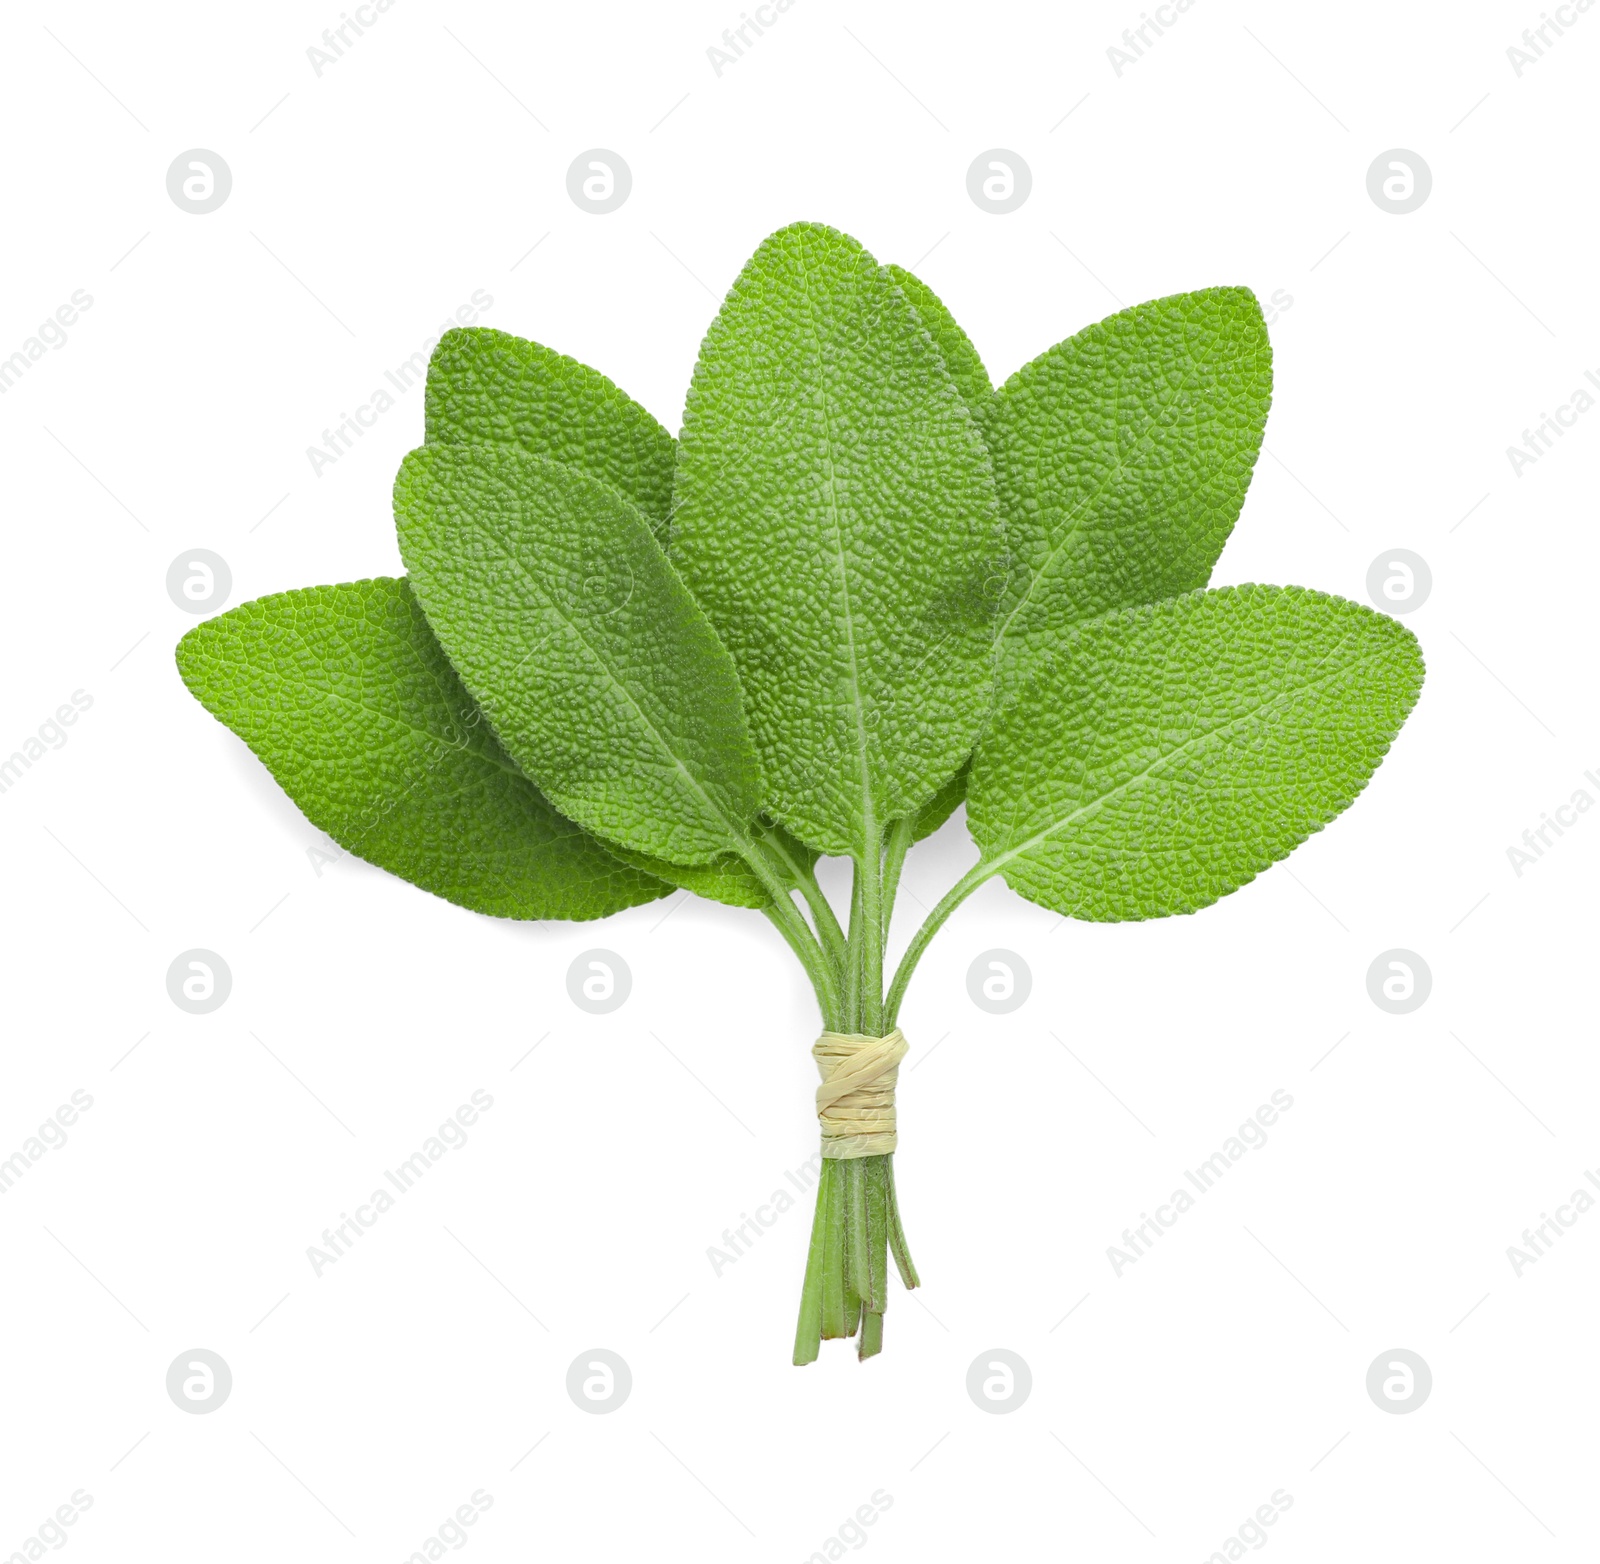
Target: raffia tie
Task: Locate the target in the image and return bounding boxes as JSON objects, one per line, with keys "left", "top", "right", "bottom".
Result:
{"left": 812, "top": 1029, "right": 909, "bottom": 1159}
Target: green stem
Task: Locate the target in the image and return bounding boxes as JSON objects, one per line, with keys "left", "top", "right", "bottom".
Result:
{"left": 791, "top": 813, "right": 938, "bottom": 1365}
{"left": 793, "top": 1163, "right": 829, "bottom": 1365}
{"left": 886, "top": 1155, "right": 919, "bottom": 1289}
{"left": 879, "top": 814, "right": 915, "bottom": 954}
{"left": 883, "top": 859, "right": 994, "bottom": 1029}
{"left": 759, "top": 898, "right": 842, "bottom": 1030}
{"left": 856, "top": 819, "right": 884, "bottom": 1036}
{"left": 844, "top": 867, "right": 864, "bottom": 1030}
{"left": 757, "top": 831, "right": 849, "bottom": 980}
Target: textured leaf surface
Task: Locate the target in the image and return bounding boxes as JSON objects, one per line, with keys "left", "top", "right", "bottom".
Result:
{"left": 992, "top": 288, "right": 1271, "bottom": 677}
{"left": 672, "top": 222, "right": 1005, "bottom": 856}
{"left": 425, "top": 327, "right": 676, "bottom": 530}
{"left": 396, "top": 444, "right": 761, "bottom": 865}
{"left": 968, "top": 585, "right": 1424, "bottom": 921}
{"left": 607, "top": 820, "right": 820, "bottom": 910}
{"left": 886, "top": 265, "right": 995, "bottom": 437}
{"left": 910, "top": 761, "right": 967, "bottom": 842}
{"left": 175, "top": 578, "right": 666, "bottom": 920}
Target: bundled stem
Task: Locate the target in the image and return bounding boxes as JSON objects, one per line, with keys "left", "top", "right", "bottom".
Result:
{"left": 743, "top": 803, "right": 989, "bottom": 1362}
{"left": 788, "top": 815, "right": 935, "bottom": 1364}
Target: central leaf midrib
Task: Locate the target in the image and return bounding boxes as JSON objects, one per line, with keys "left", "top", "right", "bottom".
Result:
{"left": 794, "top": 244, "right": 873, "bottom": 842}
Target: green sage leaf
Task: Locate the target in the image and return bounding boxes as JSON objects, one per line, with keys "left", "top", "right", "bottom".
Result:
{"left": 968, "top": 585, "right": 1424, "bottom": 920}
{"left": 395, "top": 444, "right": 762, "bottom": 865}
{"left": 992, "top": 288, "right": 1272, "bottom": 677}
{"left": 425, "top": 327, "right": 676, "bottom": 530}
{"left": 672, "top": 221, "right": 1005, "bottom": 857}
{"left": 175, "top": 578, "right": 666, "bottom": 921}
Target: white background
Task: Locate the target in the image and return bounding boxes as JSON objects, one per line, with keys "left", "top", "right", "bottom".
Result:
{"left": 2, "top": 1, "right": 1596, "bottom": 1559}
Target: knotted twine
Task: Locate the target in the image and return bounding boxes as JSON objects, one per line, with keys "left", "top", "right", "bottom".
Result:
{"left": 812, "top": 1029, "right": 909, "bottom": 1159}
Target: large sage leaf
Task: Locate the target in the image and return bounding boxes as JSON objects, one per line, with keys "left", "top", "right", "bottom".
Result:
{"left": 886, "top": 264, "right": 995, "bottom": 439}
{"left": 175, "top": 578, "right": 666, "bottom": 920}
{"left": 672, "top": 222, "right": 1005, "bottom": 857}
{"left": 968, "top": 585, "right": 1424, "bottom": 920}
{"left": 425, "top": 327, "right": 676, "bottom": 530}
{"left": 991, "top": 288, "right": 1271, "bottom": 679}
{"left": 395, "top": 445, "right": 762, "bottom": 865}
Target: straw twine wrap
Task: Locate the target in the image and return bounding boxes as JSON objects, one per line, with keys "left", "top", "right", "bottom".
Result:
{"left": 811, "top": 1028, "right": 909, "bottom": 1158}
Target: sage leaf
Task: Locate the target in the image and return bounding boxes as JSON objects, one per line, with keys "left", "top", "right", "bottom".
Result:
{"left": 174, "top": 578, "right": 666, "bottom": 920}
{"left": 885, "top": 264, "right": 995, "bottom": 438}
{"left": 992, "top": 288, "right": 1271, "bottom": 678}
{"left": 395, "top": 444, "right": 762, "bottom": 865}
{"left": 967, "top": 585, "right": 1424, "bottom": 920}
{"left": 426, "top": 327, "right": 676, "bottom": 530}
{"left": 673, "top": 222, "right": 1005, "bottom": 856}
{"left": 607, "top": 819, "right": 820, "bottom": 909}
